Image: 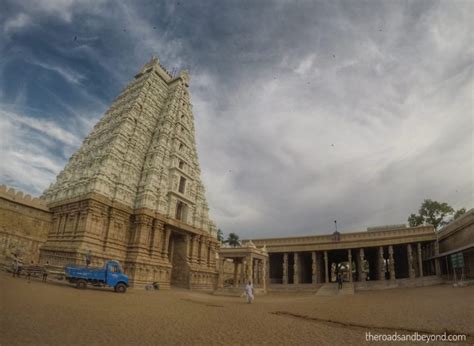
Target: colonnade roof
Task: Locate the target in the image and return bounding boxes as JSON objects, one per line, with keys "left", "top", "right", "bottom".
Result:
{"left": 246, "top": 225, "right": 436, "bottom": 253}
{"left": 219, "top": 244, "right": 268, "bottom": 260}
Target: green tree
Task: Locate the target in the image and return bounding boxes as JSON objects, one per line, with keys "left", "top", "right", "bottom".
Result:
{"left": 453, "top": 208, "right": 466, "bottom": 220}
{"left": 226, "top": 232, "right": 240, "bottom": 247}
{"left": 407, "top": 199, "right": 466, "bottom": 230}
{"left": 217, "top": 229, "right": 224, "bottom": 243}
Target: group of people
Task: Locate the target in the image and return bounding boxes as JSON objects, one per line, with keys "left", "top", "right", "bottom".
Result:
{"left": 11, "top": 254, "right": 48, "bottom": 281}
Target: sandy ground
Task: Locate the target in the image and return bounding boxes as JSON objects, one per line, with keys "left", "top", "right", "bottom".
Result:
{"left": 1, "top": 273, "right": 473, "bottom": 345}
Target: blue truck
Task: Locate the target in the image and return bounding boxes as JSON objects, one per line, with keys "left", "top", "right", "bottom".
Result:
{"left": 65, "top": 260, "right": 129, "bottom": 293}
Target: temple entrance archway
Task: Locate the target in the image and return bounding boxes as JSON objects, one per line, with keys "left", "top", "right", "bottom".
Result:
{"left": 169, "top": 232, "right": 190, "bottom": 288}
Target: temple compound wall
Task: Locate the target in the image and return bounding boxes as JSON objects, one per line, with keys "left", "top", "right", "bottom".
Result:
{"left": 0, "top": 185, "right": 51, "bottom": 265}
{"left": 434, "top": 209, "right": 474, "bottom": 280}
{"left": 38, "top": 57, "right": 219, "bottom": 289}
{"left": 249, "top": 225, "right": 441, "bottom": 290}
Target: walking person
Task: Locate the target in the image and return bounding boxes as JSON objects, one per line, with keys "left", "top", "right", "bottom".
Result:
{"left": 245, "top": 281, "right": 254, "bottom": 304}
{"left": 85, "top": 250, "right": 92, "bottom": 267}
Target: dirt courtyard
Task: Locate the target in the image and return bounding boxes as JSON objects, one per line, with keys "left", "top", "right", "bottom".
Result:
{"left": 1, "top": 273, "right": 473, "bottom": 345}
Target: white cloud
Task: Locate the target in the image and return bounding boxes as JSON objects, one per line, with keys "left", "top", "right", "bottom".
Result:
{"left": 29, "top": 60, "right": 86, "bottom": 85}
{"left": 0, "top": 109, "right": 79, "bottom": 195}
{"left": 3, "top": 13, "right": 31, "bottom": 34}
{"left": 2, "top": 110, "right": 81, "bottom": 147}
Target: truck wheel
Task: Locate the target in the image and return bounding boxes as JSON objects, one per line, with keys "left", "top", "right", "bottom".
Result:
{"left": 76, "top": 279, "right": 87, "bottom": 289}
{"left": 115, "top": 283, "right": 127, "bottom": 293}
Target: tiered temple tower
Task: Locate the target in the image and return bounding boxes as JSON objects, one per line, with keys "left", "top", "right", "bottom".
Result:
{"left": 40, "top": 57, "right": 218, "bottom": 288}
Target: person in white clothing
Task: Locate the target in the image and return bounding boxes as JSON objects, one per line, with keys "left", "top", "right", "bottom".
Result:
{"left": 245, "top": 281, "right": 254, "bottom": 304}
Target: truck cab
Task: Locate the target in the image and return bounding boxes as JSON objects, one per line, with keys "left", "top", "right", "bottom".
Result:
{"left": 105, "top": 261, "right": 126, "bottom": 288}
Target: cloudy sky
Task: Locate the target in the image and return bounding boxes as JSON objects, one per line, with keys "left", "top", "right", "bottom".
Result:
{"left": 0, "top": 0, "right": 472, "bottom": 238}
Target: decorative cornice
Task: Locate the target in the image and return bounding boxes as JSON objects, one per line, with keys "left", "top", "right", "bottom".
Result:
{"left": 248, "top": 226, "right": 436, "bottom": 252}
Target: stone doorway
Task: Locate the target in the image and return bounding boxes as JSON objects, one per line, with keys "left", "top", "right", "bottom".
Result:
{"left": 169, "top": 232, "right": 190, "bottom": 288}
{"left": 327, "top": 249, "right": 351, "bottom": 282}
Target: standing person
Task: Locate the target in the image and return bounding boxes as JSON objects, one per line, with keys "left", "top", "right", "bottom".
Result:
{"left": 42, "top": 261, "right": 49, "bottom": 282}
{"left": 85, "top": 250, "right": 92, "bottom": 267}
{"left": 337, "top": 273, "right": 343, "bottom": 290}
{"left": 244, "top": 281, "right": 254, "bottom": 304}
{"left": 12, "top": 254, "right": 19, "bottom": 277}
{"left": 26, "top": 260, "right": 34, "bottom": 282}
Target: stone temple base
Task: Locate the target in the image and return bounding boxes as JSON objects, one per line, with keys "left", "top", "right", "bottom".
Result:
{"left": 39, "top": 194, "right": 219, "bottom": 290}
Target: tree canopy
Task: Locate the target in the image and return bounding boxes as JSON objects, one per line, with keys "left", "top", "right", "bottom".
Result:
{"left": 226, "top": 232, "right": 240, "bottom": 247}
{"left": 217, "top": 229, "right": 224, "bottom": 243}
{"left": 408, "top": 199, "right": 466, "bottom": 230}
{"left": 453, "top": 208, "right": 466, "bottom": 220}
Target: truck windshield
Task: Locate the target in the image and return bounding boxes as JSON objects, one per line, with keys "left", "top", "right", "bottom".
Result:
{"left": 107, "top": 262, "right": 123, "bottom": 273}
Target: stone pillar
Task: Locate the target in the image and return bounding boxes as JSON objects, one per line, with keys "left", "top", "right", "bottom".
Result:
{"left": 359, "top": 248, "right": 367, "bottom": 281}
{"left": 246, "top": 255, "right": 253, "bottom": 283}
{"left": 185, "top": 235, "right": 191, "bottom": 263}
{"left": 434, "top": 240, "right": 441, "bottom": 276}
{"left": 266, "top": 257, "right": 270, "bottom": 286}
{"left": 191, "top": 236, "right": 199, "bottom": 264}
{"left": 262, "top": 258, "right": 268, "bottom": 292}
{"left": 388, "top": 245, "right": 395, "bottom": 280}
{"left": 240, "top": 261, "right": 245, "bottom": 285}
{"left": 283, "top": 253, "right": 288, "bottom": 285}
{"left": 151, "top": 220, "right": 164, "bottom": 259}
{"left": 233, "top": 260, "right": 238, "bottom": 288}
{"left": 253, "top": 259, "right": 259, "bottom": 285}
{"left": 210, "top": 242, "right": 218, "bottom": 268}
{"left": 198, "top": 236, "right": 205, "bottom": 265}
{"left": 347, "top": 249, "right": 353, "bottom": 282}
{"left": 293, "top": 252, "right": 299, "bottom": 284}
{"left": 218, "top": 257, "right": 225, "bottom": 288}
{"left": 378, "top": 247, "right": 385, "bottom": 280}
{"left": 407, "top": 244, "right": 415, "bottom": 279}
{"left": 206, "top": 242, "right": 211, "bottom": 267}
{"left": 311, "top": 251, "right": 317, "bottom": 284}
{"left": 417, "top": 243, "right": 423, "bottom": 278}
{"left": 324, "top": 251, "right": 329, "bottom": 283}
{"left": 162, "top": 228, "right": 171, "bottom": 260}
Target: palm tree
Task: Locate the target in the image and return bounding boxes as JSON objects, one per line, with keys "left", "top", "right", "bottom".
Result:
{"left": 217, "top": 229, "right": 224, "bottom": 243}
{"left": 226, "top": 233, "right": 240, "bottom": 247}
